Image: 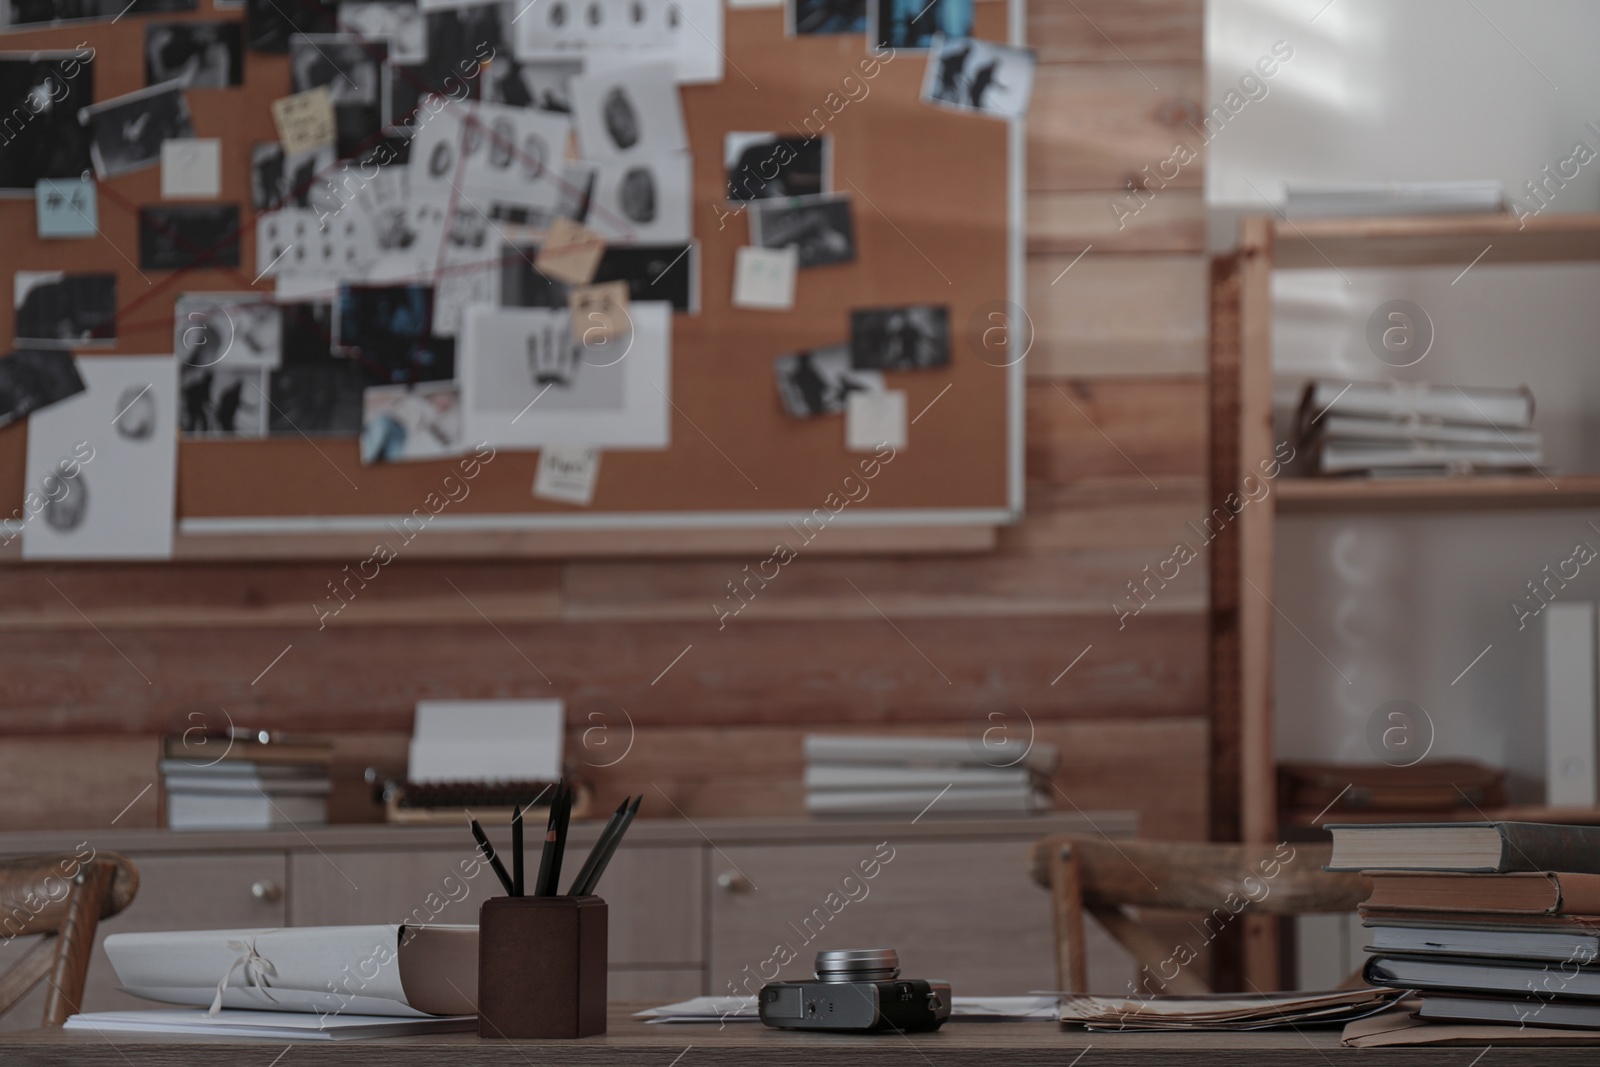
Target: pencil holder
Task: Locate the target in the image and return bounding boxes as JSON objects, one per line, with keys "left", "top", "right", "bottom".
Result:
{"left": 477, "top": 895, "right": 608, "bottom": 1039}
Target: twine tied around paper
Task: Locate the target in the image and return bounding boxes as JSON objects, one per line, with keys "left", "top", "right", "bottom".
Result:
{"left": 208, "top": 937, "right": 279, "bottom": 1016}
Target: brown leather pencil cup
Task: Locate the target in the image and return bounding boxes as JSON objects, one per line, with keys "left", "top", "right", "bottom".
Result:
{"left": 477, "top": 895, "right": 608, "bottom": 1039}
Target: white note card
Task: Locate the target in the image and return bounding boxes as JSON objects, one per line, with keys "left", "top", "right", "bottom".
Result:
{"left": 731, "top": 245, "right": 797, "bottom": 310}
{"left": 846, "top": 389, "right": 907, "bottom": 451}
{"left": 533, "top": 445, "right": 601, "bottom": 506}
{"left": 160, "top": 139, "right": 221, "bottom": 199}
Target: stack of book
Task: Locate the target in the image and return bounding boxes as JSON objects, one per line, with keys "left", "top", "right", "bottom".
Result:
{"left": 1283, "top": 180, "right": 1506, "bottom": 218}
{"left": 161, "top": 733, "right": 332, "bottom": 831}
{"left": 802, "top": 735, "right": 1057, "bottom": 816}
{"left": 1330, "top": 820, "right": 1600, "bottom": 1029}
{"left": 1298, "top": 379, "right": 1541, "bottom": 476}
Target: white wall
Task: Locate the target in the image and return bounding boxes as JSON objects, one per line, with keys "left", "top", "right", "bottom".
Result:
{"left": 1206, "top": 0, "right": 1600, "bottom": 795}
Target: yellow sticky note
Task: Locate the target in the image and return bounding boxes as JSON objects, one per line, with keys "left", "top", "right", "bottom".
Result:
{"left": 568, "top": 281, "right": 631, "bottom": 344}
{"left": 271, "top": 87, "right": 336, "bottom": 156}
{"left": 536, "top": 217, "right": 606, "bottom": 286}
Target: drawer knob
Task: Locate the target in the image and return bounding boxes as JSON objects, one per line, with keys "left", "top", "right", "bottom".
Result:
{"left": 716, "top": 870, "right": 751, "bottom": 893}
{"left": 250, "top": 880, "right": 282, "bottom": 904}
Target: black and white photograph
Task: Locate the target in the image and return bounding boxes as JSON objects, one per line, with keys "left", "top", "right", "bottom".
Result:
{"left": 359, "top": 380, "right": 463, "bottom": 462}
{"left": 569, "top": 61, "right": 687, "bottom": 160}
{"left": 509, "top": 0, "right": 722, "bottom": 85}
{"left": 585, "top": 152, "right": 691, "bottom": 244}
{"left": 174, "top": 292, "right": 281, "bottom": 370}
{"left": 145, "top": 21, "right": 244, "bottom": 88}
{"left": 0, "top": 52, "right": 95, "bottom": 195}
{"left": 251, "top": 141, "right": 338, "bottom": 212}
{"left": 290, "top": 34, "right": 385, "bottom": 106}
{"left": 180, "top": 361, "right": 269, "bottom": 436}
{"left": 243, "top": 0, "right": 334, "bottom": 52}
{"left": 501, "top": 242, "right": 698, "bottom": 315}
{"left": 24, "top": 356, "right": 177, "bottom": 560}
{"left": 849, "top": 304, "right": 950, "bottom": 370}
{"left": 455, "top": 101, "right": 572, "bottom": 216}
{"left": 337, "top": 0, "right": 425, "bottom": 64}
{"left": 921, "top": 35, "right": 1035, "bottom": 120}
{"left": 1, "top": 0, "right": 192, "bottom": 32}
{"left": 723, "top": 132, "right": 827, "bottom": 202}
{"left": 787, "top": 0, "right": 865, "bottom": 35}
{"left": 459, "top": 302, "right": 670, "bottom": 447}
{"left": 269, "top": 302, "right": 367, "bottom": 435}
{"left": 80, "top": 80, "right": 194, "bottom": 179}
{"left": 138, "top": 204, "right": 241, "bottom": 270}
{"left": 0, "top": 348, "right": 84, "bottom": 429}
{"left": 872, "top": 0, "right": 970, "bottom": 49}
{"left": 336, "top": 283, "right": 455, "bottom": 384}
{"left": 774, "top": 343, "right": 884, "bottom": 418}
{"left": 749, "top": 194, "right": 855, "bottom": 269}
{"left": 488, "top": 56, "right": 580, "bottom": 113}
{"left": 14, "top": 272, "right": 116, "bottom": 347}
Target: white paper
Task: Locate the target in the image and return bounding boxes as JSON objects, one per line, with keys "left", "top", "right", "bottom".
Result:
{"left": 513, "top": 0, "right": 724, "bottom": 85}
{"left": 569, "top": 61, "right": 687, "bottom": 160}
{"left": 461, "top": 301, "right": 672, "bottom": 449}
{"left": 585, "top": 151, "right": 692, "bottom": 244}
{"left": 846, "top": 388, "right": 906, "bottom": 451}
{"left": 409, "top": 699, "right": 565, "bottom": 782}
{"left": 160, "top": 139, "right": 221, "bottom": 199}
{"left": 23, "top": 357, "right": 177, "bottom": 561}
{"left": 732, "top": 245, "right": 797, "bottom": 310}
{"left": 533, "top": 445, "right": 600, "bottom": 505}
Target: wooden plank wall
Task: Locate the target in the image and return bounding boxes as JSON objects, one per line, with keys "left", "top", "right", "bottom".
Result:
{"left": 0, "top": 1, "right": 1211, "bottom": 843}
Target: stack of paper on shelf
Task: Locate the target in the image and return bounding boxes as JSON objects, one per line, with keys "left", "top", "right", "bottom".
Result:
{"left": 1330, "top": 821, "right": 1600, "bottom": 1031}
{"left": 161, "top": 733, "right": 333, "bottom": 831}
{"left": 1297, "top": 379, "right": 1542, "bottom": 476}
{"left": 1283, "top": 181, "right": 1506, "bottom": 218}
{"left": 801, "top": 735, "right": 1057, "bottom": 816}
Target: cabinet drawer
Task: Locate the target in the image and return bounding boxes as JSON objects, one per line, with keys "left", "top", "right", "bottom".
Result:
{"left": 0, "top": 851, "right": 288, "bottom": 1031}
{"left": 708, "top": 839, "right": 1132, "bottom": 995}
{"left": 290, "top": 844, "right": 703, "bottom": 966}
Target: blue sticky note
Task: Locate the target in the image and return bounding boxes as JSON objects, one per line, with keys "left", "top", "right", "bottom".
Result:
{"left": 35, "top": 177, "right": 97, "bottom": 239}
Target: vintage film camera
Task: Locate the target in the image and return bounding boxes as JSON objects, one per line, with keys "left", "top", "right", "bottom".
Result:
{"left": 758, "top": 949, "right": 951, "bottom": 1033}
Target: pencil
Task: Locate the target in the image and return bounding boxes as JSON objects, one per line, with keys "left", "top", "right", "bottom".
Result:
{"left": 511, "top": 802, "right": 524, "bottom": 897}
{"left": 547, "top": 784, "right": 572, "bottom": 895}
{"left": 576, "top": 794, "right": 641, "bottom": 896}
{"left": 567, "top": 797, "right": 628, "bottom": 896}
{"left": 469, "top": 815, "right": 515, "bottom": 896}
{"left": 532, "top": 780, "right": 565, "bottom": 896}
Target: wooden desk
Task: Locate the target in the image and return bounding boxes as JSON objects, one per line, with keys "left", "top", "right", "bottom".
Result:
{"left": 0, "top": 1006, "right": 1580, "bottom": 1065}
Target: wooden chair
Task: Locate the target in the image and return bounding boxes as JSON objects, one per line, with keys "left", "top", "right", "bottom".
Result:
{"left": 0, "top": 852, "right": 138, "bottom": 1026}
{"left": 1030, "top": 836, "right": 1368, "bottom": 994}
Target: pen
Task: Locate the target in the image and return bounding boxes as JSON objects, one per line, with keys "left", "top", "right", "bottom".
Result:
{"left": 469, "top": 815, "right": 515, "bottom": 897}
{"left": 575, "top": 794, "right": 641, "bottom": 896}
{"left": 567, "top": 797, "right": 629, "bottom": 896}
{"left": 511, "top": 802, "right": 524, "bottom": 897}
{"left": 533, "top": 779, "right": 565, "bottom": 896}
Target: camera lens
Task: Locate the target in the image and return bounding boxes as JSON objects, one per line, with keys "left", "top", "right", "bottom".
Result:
{"left": 813, "top": 948, "right": 900, "bottom": 984}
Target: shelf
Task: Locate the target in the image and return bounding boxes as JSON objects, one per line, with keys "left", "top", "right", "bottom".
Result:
{"left": 1271, "top": 212, "right": 1600, "bottom": 270}
{"left": 1275, "top": 474, "right": 1600, "bottom": 513}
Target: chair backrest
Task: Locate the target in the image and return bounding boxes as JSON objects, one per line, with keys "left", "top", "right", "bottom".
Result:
{"left": 0, "top": 852, "right": 139, "bottom": 1026}
{"left": 1030, "top": 836, "right": 1368, "bottom": 994}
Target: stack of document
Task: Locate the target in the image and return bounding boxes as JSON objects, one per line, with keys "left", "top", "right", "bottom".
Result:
{"left": 637, "top": 995, "right": 1061, "bottom": 1023}
{"left": 802, "top": 735, "right": 1057, "bottom": 816}
{"left": 1058, "top": 988, "right": 1406, "bottom": 1031}
{"left": 1298, "top": 379, "right": 1542, "bottom": 476}
{"left": 161, "top": 732, "right": 333, "bottom": 830}
{"left": 1283, "top": 181, "right": 1506, "bottom": 218}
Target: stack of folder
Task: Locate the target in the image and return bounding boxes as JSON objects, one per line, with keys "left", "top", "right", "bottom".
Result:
{"left": 161, "top": 733, "right": 332, "bottom": 831}
{"left": 1330, "top": 820, "right": 1600, "bottom": 1029}
{"left": 802, "top": 735, "right": 1057, "bottom": 816}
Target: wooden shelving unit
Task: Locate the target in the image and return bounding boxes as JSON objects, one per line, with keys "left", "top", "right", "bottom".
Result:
{"left": 1208, "top": 212, "right": 1600, "bottom": 989}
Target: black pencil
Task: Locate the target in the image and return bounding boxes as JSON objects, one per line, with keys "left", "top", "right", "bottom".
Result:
{"left": 567, "top": 797, "right": 628, "bottom": 896}
{"left": 469, "top": 815, "right": 515, "bottom": 896}
{"left": 532, "top": 780, "right": 565, "bottom": 896}
{"left": 576, "top": 794, "right": 641, "bottom": 896}
{"left": 511, "top": 802, "right": 524, "bottom": 897}
{"left": 548, "top": 784, "right": 573, "bottom": 895}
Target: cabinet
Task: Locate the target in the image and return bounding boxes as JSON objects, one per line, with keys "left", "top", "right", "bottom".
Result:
{"left": 0, "top": 813, "right": 1133, "bottom": 1028}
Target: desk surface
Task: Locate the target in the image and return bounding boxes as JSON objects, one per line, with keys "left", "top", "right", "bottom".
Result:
{"left": 0, "top": 1006, "right": 1581, "bottom": 1066}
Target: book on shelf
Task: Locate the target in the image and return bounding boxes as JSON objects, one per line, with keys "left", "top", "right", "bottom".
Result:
{"left": 1362, "top": 906, "right": 1600, "bottom": 928}
{"left": 1315, "top": 438, "right": 1542, "bottom": 475}
{"left": 804, "top": 786, "right": 1051, "bottom": 816}
{"left": 1297, "top": 379, "right": 1535, "bottom": 435}
{"left": 1415, "top": 994, "right": 1600, "bottom": 1030}
{"left": 1326, "top": 821, "right": 1600, "bottom": 873}
{"left": 1364, "top": 922, "right": 1600, "bottom": 963}
{"left": 1282, "top": 180, "right": 1506, "bottom": 218}
{"left": 801, "top": 734, "right": 1060, "bottom": 776}
{"left": 1361, "top": 870, "right": 1600, "bottom": 915}
{"left": 1365, "top": 953, "right": 1600, "bottom": 999}
{"left": 167, "top": 791, "right": 327, "bottom": 831}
